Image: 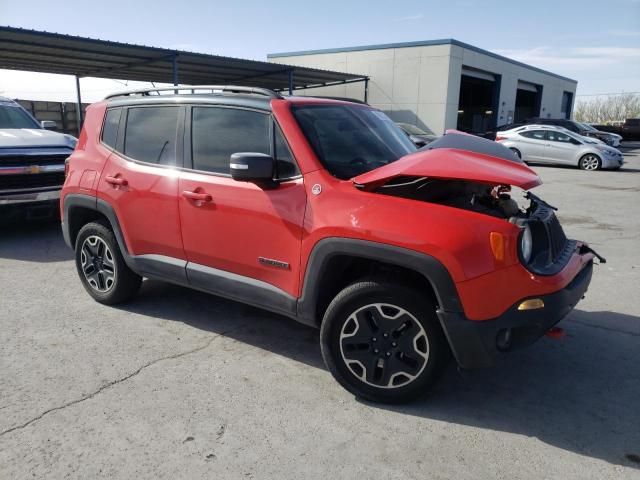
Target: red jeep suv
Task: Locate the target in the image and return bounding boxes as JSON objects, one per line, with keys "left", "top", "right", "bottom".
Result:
{"left": 61, "top": 86, "right": 602, "bottom": 403}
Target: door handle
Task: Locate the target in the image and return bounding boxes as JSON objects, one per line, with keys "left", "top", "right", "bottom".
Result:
{"left": 182, "top": 190, "right": 212, "bottom": 202}
{"left": 105, "top": 175, "right": 128, "bottom": 186}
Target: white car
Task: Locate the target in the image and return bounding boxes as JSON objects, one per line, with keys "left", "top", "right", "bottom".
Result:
{"left": 496, "top": 125, "right": 624, "bottom": 170}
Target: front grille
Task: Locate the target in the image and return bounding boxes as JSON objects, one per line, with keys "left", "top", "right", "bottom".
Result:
{"left": 0, "top": 154, "right": 69, "bottom": 167}
{"left": 0, "top": 172, "right": 65, "bottom": 191}
{"left": 527, "top": 204, "right": 575, "bottom": 275}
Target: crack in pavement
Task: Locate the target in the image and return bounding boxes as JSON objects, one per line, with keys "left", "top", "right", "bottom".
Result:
{"left": 0, "top": 325, "right": 245, "bottom": 438}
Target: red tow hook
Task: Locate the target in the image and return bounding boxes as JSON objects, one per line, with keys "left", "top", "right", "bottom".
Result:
{"left": 545, "top": 327, "right": 565, "bottom": 339}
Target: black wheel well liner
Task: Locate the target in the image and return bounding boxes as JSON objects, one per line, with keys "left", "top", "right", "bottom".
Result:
{"left": 296, "top": 238, "right": 463, "bottom": 327}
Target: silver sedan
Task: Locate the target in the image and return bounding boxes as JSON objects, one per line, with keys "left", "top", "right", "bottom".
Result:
{"left": 496, "top": 125, "right": 624, "bottom": 170}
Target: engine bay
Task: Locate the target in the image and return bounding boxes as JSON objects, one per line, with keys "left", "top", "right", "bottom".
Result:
{"left": 376, "top": 176, "right": 524, "bottom": 219}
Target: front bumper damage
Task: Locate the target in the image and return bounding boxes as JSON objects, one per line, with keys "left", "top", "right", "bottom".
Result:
{"left": 438, "top": 259, "right": 594, "bottom": 369}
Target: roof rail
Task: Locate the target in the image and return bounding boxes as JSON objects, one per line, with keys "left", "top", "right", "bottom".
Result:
{"left": 104, "top": 85, "right": 283, "bottom": 100}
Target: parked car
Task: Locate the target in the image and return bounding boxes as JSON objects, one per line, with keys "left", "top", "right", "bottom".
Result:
{"left": 0, "top": 96, "right": 76, "bottom": 221}
{"left": 396, "top": 123, "right": 438, "bottom": 147}
{"left": 592, "top": 119, "right": 640, "bottom": 141}
{"left": 525, "top": 117, "right": 620, "bottom": 146}
{"left": 496, "top": 125, "right": 624, "bottom": 170}
{"left": 478, "top": 122, "right": 526, "bottom": 140}
{"left": 61, "top": 86, "right": 602, "bottom": 403}
{"left": 578, "top": 122, "right": 621, "bottom": 147}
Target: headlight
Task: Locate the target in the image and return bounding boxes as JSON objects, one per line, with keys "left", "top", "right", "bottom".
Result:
{"left": 520, "top": 224, "right": 533, "bottom": 263}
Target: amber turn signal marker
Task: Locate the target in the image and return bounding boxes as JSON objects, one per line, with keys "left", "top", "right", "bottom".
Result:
{"left": 489, "top": 232, "right": 505, "bottom": 262}
{"left": 517, "top": 298, "right": 545, "bottom": 311}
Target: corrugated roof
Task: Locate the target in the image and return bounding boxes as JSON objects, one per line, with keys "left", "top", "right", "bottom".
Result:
{"left": 0, "top": 26, "right": 367, "bottom": 90}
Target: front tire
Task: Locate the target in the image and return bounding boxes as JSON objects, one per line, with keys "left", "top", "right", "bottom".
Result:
{"left": 75, "top": 221, "right": 142, "bottom": 304}
{"left": 320, "top": 279, "right": 449, "bottom": 404}
{"left": 579, "top": 154, "right": 601, "bottom": 170}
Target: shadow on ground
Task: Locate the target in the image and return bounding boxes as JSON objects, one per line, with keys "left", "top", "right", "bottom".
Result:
{"left": 118, "top": 280, "right": 640, "bottom": 471}
{"left": 0, "top": 219, "right": 72, "bottom": 263}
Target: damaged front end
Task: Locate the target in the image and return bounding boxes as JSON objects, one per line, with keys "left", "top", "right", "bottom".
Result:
{"left": 353, "top": 133, "right": 605, "bottom": 276}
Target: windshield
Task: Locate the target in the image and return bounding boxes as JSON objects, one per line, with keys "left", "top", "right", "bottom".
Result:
{"left": 580, "top": 123, "right": 597, "bottom": 132}
{"left": 292, "top": 105, "right": 416, "bottom": 179}
{"left": 398, "top": 123, "right": 428, "bottom": 135}
{"left": 0, "top": 104, "right": 40, "bottom": 129}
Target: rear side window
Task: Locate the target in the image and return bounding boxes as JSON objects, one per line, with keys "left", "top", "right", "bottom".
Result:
{"left": 520, "top": 130, "right": 546, "bottom": 140}
{"left": 124, "top": 107, "right": 179, "bottom": 165}
{"left": 191, "top": 107, "right": 270, "bottom": 174}
{"left": 101, "top": 108, "right": 121, "bottom": 149}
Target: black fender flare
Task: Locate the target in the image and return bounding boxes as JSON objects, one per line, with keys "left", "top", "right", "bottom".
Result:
{"left": 62, "top": 193, "right": 136, "bottom": 271}
{"left": 296, "top": 238, "right": 464, "bottom": 326}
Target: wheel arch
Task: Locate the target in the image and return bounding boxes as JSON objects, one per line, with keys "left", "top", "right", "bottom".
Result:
{"left": 62, "top": 193, "right": 135, "bottom": 270}
{"left": 297, "top": 238, "right": 463, "bottom": 327}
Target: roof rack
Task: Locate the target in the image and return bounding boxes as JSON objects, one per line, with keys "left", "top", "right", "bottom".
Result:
{"left": 104, "top": 85, "right": 283, "bottom": 100}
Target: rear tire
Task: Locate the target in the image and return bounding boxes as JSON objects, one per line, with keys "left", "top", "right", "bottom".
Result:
{"left": 75, "top": 221, "right": 142, "bottom": 304}
{"left": 320, "top": 278, "right": 449, "bottom": 404}
{"left": 579, "top": 154, "right": 601, "bottom": 171}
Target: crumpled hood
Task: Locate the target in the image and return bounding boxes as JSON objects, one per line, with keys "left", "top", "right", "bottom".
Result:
{"left": 353, "top": 133, "right": 542, "bottom": 191}
{"left": 0, "top": 129, "right": 74, "bottom": 149}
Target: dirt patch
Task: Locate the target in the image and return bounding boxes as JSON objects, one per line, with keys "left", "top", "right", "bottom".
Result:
{"left": 582, "top": 184, "right": 640, "bottom": 193}
{"left": 557, "top": 215, "right": 623, "bottom": 231}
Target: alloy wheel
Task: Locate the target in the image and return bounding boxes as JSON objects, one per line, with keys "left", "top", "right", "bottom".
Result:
{"left": 581, "top": 155, "right": 600, "bottom": 170}
{"left": 339, "top": 303, "right": 429, "bottom": 389}
{"left": 80, "top": 235, "right": 116, "bottom": 292}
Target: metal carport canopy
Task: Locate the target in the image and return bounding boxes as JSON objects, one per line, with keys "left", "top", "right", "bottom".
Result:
{"left": 0, "top": 26, "right": 368, "bottom": 130}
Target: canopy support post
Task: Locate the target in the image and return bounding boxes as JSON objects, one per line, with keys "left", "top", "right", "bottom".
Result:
{"left": 75, "top": 75, "right": 83, "bottom": 135}
{"left": 364, "top": 78, "right": 369, "bottom": 104}
{"left": 288, "top": 70, "right": 293, "bottom": 96}
{"left": 172, "top": 54, "right": 179, "bottom": 93}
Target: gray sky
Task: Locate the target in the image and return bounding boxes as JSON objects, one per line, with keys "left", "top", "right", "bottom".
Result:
{"left": 1, "top": 0, "right": 639, "bottom": 102}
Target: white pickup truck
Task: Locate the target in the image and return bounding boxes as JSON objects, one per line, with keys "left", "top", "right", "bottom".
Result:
{"left": 0, "top": 97, "right": 76, "bottom": 221}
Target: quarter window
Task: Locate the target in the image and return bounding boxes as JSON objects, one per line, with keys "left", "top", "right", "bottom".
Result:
{"left": 123, "top": 107, "right": 179, "bottom": 165}
{"left": 101, "top": 108, "right": 121, "bottom": 149}
{"left": 192, "top": 107, "right": 270, "bottom": 174}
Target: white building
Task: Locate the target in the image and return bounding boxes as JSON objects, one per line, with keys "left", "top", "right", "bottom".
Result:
{"left": 268, "top": 39, "right": 577, "bottom": 136}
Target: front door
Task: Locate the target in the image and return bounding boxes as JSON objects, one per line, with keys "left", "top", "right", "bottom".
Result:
{"left": 178, "top": 105, "right": 306, "bottom": 302}
{"left": 543, "top": 130, "right": 579, "bottom": 165}
{"left": 517, "top": 130, "right": 548, "bottom": 162}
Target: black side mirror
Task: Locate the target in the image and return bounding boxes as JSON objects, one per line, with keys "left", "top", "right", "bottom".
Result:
{"left": 230, "top": 152, "right": 276, "bottom": 187}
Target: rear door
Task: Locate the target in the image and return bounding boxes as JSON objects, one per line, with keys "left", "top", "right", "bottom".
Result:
{"left": 178, "top": 105, "right": 306, "bottom": 302}
{"left": 516, "top": 130, "right": 548, "bottom": 162}
{"left": 97, "top": 104, "right": 186, "bottom": 272}
{"left": 543, "top": 130, "right": 578, "bottom": 165}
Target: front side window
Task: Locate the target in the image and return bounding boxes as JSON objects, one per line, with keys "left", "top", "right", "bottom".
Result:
{"left": 520, "top": 130, "right": 546, "bottom": 140}
{"left": 547, "top": 131, "right": 573, "bottom": 143}
{"left": 101, "top": 108, "right": 121, "bottom": 149}
{"left": 0, "top": 104, "right": 40, "bottom": 129}
{"left": 192, "top": 107, "right": 270, "bottom": 174}
{"left": 292, "top": 105, "right": 416, "bottom": 179}
{"left": 123, "top": 107, "right": 179, "bottom": 165}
